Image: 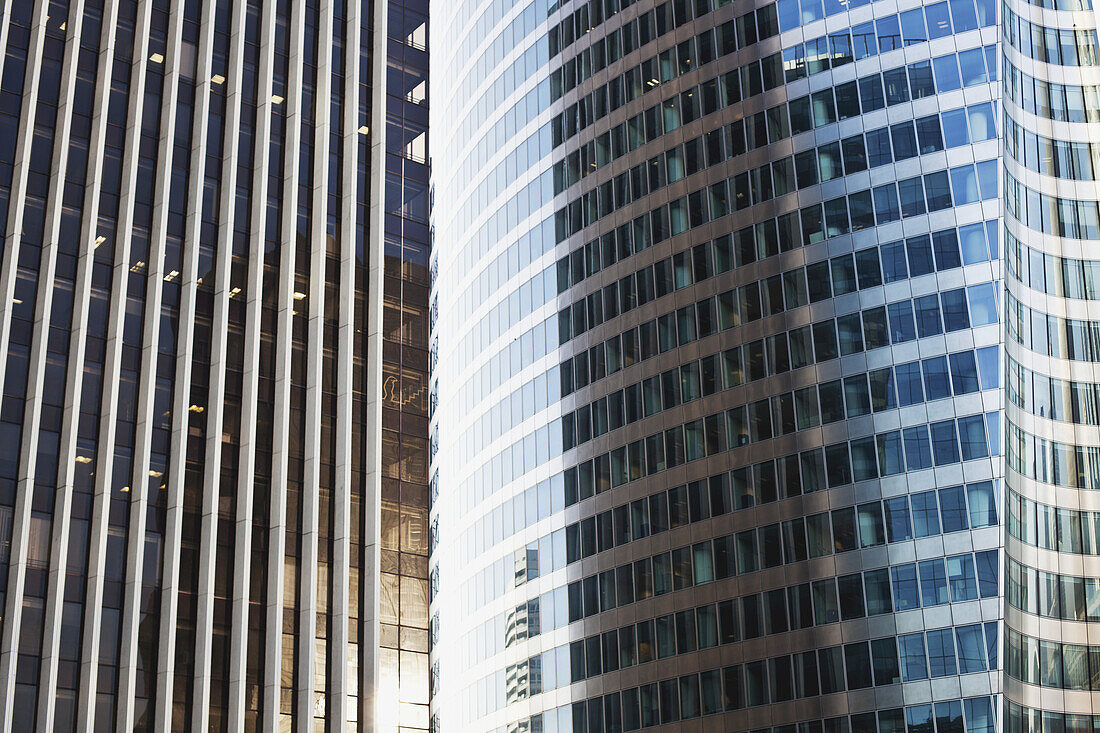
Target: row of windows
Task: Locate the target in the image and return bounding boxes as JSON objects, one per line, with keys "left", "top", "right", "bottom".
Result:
{"left": 560, "top": 245, "right": 997, "bottom": 349}
{"left": 554, "top": 57, "right": 998, "bottom": 239}
{"left": 1005, "top": 170, "right": 1100, "bottom": 240}
{"left": 456, "top": 413, "right": 998, "bottom": 597}
{"left": 456, "top": 396, "right": 999, "bottom": 570}
{"left": 1006, "top": 627, "right": 1100, "bottom": 690}
{"left": 571, "top": 393, "right": 997, "bottom": 493}
{"left": 457, "top": 455, "right": 999, "bottom": 617}
{"left": 557, "top": 212, "right": 996, "bottom": 309}
{"left": 451, "top": 162, "right": 995, "bottom": 412}
{"left": 558, "top": 611, "right": 998, "bottom": 691}
{"left": 507, "top": 695, "right": 997, "bottom": 733}
{"left": 550, "top": 0, "right": 771, "bottom": 101}
{"left": 557, "top": 152, "right": 995, "bottom": 246}
{"left": 1007, "top": 356, "right": 1100, "bottom": 426}
{"left": 549, "top": 11, "right": 995, "bottom": 152}
{"left": 1008, "top": 557, "right": 1100, "bottom": 622}
{"left": 781, "top": 0, "right": 993, "bottom": 82}
{"left": 1007, "top": 229, "right": 1100, "bottom": 300}
{"left": 563, "top": 343, "right": 997, "bottom": 452}
{"left": 565, "top": 468, "right": 998, "bottom": 562}
{"left": 780, "top": 0, "right": 993, "bottom": 33}
{"left": 563, "top": 549, "right": 997, "bottom": 644}
{"left": 1007, "top": 489, "right": 1100, "bottom": 555}
{"left": 1005, "top": 702, "right": 1100, "bottom": 733}
{"left": 562, "top": 487, "right": 999, "bottom": 606}
{"left": 1007, "top": 291, "right": 1100, "bottom": 362}
{"left": 555, "top": 88, "right": 996, "bottom": 206}
{"left": 1002, "top": 4, "right": 1099, "bottom": 67}
{"left": 453, "top": 261, "right": 999, "bottom": 509}
{"left": 552, "top": 229, "right": 999, "bottom": 397}
{"left": 1005, "top": 114, "right": 1100, "bottom": 181}
{"left": 475, "top": 626, "right": 997, "bottom": 726}
{"left": 1007, "top": 421, "right": 1100, "bottom": 490}
{"left": 547, "top": 0, "right": 695, "bottom": 59}
{"left": 1003, "top": 57, "right": 1100, "bottom": 123}
{"left": 449, "top": 236, "right": 999, "bottom": 513}
{"left": 494, "top": 549, "right": 996, "bottom": 707}
{"left": 560, "top": 278, "right": 999, "bottom": 393}
{"left": 448, "top": 0, "right": 549, "bottom": 168}
{"left": 447, "top": 102, "right": 989, "bottom": 389}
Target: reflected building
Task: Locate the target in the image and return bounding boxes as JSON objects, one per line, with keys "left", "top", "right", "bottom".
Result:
{"left": 429, "top": 0, "right": 1007, "bottom": 732}
{"left": 0, "top": 0, "right": 405, "bottom": 731}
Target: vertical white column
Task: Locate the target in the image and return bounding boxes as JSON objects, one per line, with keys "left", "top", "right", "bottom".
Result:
{"left": 191, "top": 0, "right": 250, "bottom": 729}
{"left": 362, "top": 0, "right": 391, "bottom": 730}
{"left": 74, "top": 1, "right": 155, "bottom": 729}
{"left": 264, "top": 0, "right": 305, "bottom": 728}
{"left": 155, "top": 0, "right": 217, "bottom": 729}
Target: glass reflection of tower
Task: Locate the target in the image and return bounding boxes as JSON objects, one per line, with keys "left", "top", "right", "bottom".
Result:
{"left": 429, "top": 1, "right": 1004, "bottom": 732}
{"left": 379, "top": 0, "right": 432, "bottom": 731}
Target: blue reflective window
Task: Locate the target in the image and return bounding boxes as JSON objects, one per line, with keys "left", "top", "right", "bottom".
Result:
{"left": 895, "top": 362, "right": 924, "bottom": 405}
{"left": 958, "top": 222, "right": 988, "bottom": 263}
{"left": 888, "top": 301, "right": 916, "bottom": 343}
{"left": 904, "top": 425, "right": 933, "bottom": 469}
{"left": 930, "top": 419, "right": 961, "bottom": 464}
{"left": 940, "top": 108, "right": 969, "bottom": 148}
{"left": 967, "top": 282, "right": 998, "bottom": 326}
{"left": 880, "top": 241, "right": 907, "bottom": 282}
{"left": 876, "top": 15, "right": 902, "bottom": 51}
{"left": 922, "top": 356, "right": 952, "bottom": 400}
{"left": 933, "top": 54, "right": 962, "bottom": 91}
{"left": 975, "top": 346, "right": 998, "bottom": 388}
{"left": 911, "top": 490, "right": 941, "bottom": 536}
{"left": 949, "top": 351, "right": 980, "bottom": 394}
{"left": 919, "top": 559, "right": 949, "bottom": 606}
{"left": 925, "top": 628, "right": 957, "bottom": 677}
{"left": 914, "top": 294, "right": 942, "bottom": 337}
{"left": 898, "top": 632, "right": 928, "bottom": 680}
{"left": 940, "top": 288, "right": 970, "bottom": 331}
{"left": 938, "top": 486, "right": 969, "bottom": 532}
{"left": 884, "top": 496, "right": 913, "bottom": 541}
{"left": 892, "top": 565, "right": 920, "bottom": 611}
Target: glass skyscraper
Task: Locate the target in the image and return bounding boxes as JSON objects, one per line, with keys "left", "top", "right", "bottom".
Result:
{"left": 429, "top": 0, "right": 1012, "bottom": 731}
{"left": 0, "top": 0, "right": 410, "bottom": 730}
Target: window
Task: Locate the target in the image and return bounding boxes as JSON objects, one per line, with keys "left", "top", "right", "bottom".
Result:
{"left": 946, "top": 554, "right": 978, "bottom": 601}
{"left": 938, "top": 486, "right": 968, "bottom": 532}
{"left": 911, "top": 491, "right": 940, "bottom": 537}
{"left": 929, "top": 420, "right": 960, "bottom": 464}
{"left": 898, "top": 632, "right": 928, "bottom": 680}
{"left": 926, "top": 628, "right": 957, "bottom": 677}
{"left": 919, "top": 559, "right": 949, "bottom": 606}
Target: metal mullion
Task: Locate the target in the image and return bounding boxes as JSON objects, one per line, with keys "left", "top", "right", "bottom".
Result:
{"left": 330, "top": 0, "right": 361, "bottom": 725}
{"left": 24, "top": 0, "right": 96, "bottom": 729}
{"left": 263, "top": 0, "right": 306, "bottom": 726}
{"left": 114, "top": 1, "right": 188, "bottom": 729}
{"left": 74, "top": 0, "right": 156, "bottom": 729}
{"left": 361, "top": 0, "right": 390, "bottom": 728}
{"left": 227, "top": 0, "right": 278, "bottom": 728}
{"left": 0, "top": 0, "right": 68, "bottom": 722}
{"left": 298, "top": 0, "right": 335, "bottom": 726}
{"left": 191, "top": 0, "right": 251, "bottom": 728}
{"left": 154, "top": 0, "right": 219, "bottom": 728}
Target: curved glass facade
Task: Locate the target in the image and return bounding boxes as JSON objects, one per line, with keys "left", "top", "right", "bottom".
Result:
{"left": 429, "top": 0, "right": 1003, "bottom": 731}
{"left": 1001, "top": 0, "right": 1100, "bottom": 726}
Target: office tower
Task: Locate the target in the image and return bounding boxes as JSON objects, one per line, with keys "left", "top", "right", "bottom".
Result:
{"left": 429, "top": 0, "right": 1006, "bottom": 731}
{"left": 0, "top": 0, "right": 397, "bottom": 730}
